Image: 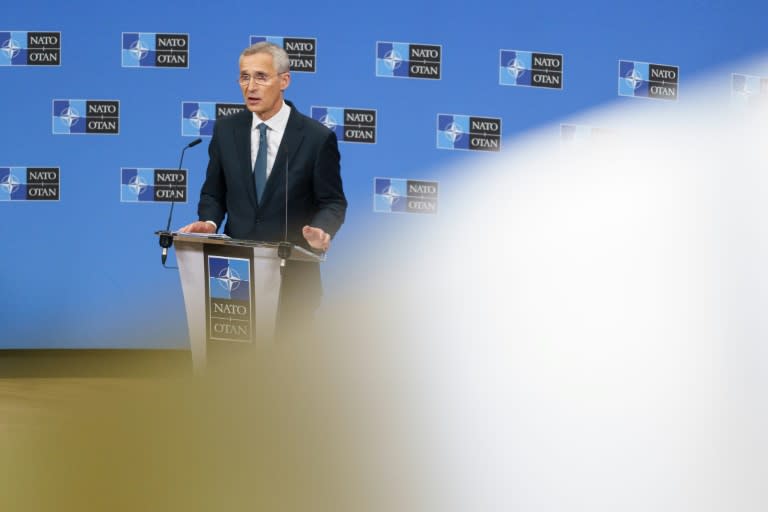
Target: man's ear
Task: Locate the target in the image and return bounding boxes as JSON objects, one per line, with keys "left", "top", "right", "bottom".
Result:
{"left": 280, "top": 72, "right": 291, "bottom": 92}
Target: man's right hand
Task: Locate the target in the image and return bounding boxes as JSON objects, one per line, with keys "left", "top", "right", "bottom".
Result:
{"left": 178, "top": 221, "right": 216, "bottom": 234}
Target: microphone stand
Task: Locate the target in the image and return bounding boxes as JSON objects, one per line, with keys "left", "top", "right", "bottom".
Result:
{"left": 159, "top": 138, "right": 202, "bottom": 267}
{"left": 278, "top": 157, "right": 292, "bottom": 274}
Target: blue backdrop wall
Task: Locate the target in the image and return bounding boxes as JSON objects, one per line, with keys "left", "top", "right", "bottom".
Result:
{"left": 2, "top": 0, "right": 766, "bottom": 348}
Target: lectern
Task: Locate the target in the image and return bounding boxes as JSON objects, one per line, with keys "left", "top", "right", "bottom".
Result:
{"left": 158, "top": 232, "right": 323, "bottom": 371}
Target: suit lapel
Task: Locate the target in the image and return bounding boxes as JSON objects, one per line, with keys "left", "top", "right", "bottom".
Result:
{"left": 233, "top": 109, "right": 258, "bottom": 207}
{"left": 261, "top": 104, "right": 305, "bottom": 206}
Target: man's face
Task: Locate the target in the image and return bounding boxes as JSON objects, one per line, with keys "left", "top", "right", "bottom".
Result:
{"left": 239, "top": 52, "right": 290, "bottom": 120}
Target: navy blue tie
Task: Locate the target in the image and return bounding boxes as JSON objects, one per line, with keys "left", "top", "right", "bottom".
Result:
{"left": 253, "top": 122, "right": 268, "bottom": 204}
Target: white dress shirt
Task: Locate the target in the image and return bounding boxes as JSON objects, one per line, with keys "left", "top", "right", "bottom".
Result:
{"left": 251, "top": 100, "right": 291, "bottom": 178}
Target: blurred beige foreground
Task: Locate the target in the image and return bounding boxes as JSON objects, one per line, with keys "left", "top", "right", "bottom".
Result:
{"left": 3, "top": 66, "right": 768, "bottom": 511}
{"left": 0, "top": 342, "right": 448, "bottom": 512}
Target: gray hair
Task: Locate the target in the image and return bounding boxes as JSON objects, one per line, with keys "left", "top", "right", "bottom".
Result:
{"left": 241, "top": 42, "right": 290, "bottom": 73}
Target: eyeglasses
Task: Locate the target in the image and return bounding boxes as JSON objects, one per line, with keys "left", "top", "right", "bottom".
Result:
{"left": 238, "top": 72, "right": 285, "bottom": 86}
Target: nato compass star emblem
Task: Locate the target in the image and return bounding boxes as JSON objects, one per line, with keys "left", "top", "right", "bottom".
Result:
{"left": 0, "top": 172, "right": 21, "bottom": 194}
{"left": 59, "top": 106, "right": 80, "bottom": 127}
{"left": 216, "top": 265, "right": 243, "bottom": 292}
{"left": 381, "top": 185, "right": 401, "bottom": 206}
{"left": 127, "top": 175, "right": 148, "bottom": 195}
{"left": 506, "top": 58, "right": 526, "bottom": 79}
{"left": 383, "top": 49, "right": 403, "bottom": 71}
{"left": 319, "top": 114, "right": 337, "bottom": 130}
{"left": 445, "top": 122, "right": 463, "bottom": 143}
{"left": 1, "top": 38, "right": 21, "bottom": 59}
{"left": 733, "top": 78, "right": 755, "bottom": 99}
{"left": 735, "top": 83, "right": 751, "bottom": 98}
{"left": 189, "top": 109, "right": 209, "bottom": 130}
{"left": 737, "top": 85, "right": 754, "bottom": 100}
{"left": 129, "top": 39, "right": 150, "bottom": 61}
{"left": 624, "top": 68, "right": 644, "bottom": 90}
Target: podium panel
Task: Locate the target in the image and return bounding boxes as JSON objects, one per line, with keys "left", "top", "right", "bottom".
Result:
{"left": 159, "top": 232, "right": 323, "bottom": 370}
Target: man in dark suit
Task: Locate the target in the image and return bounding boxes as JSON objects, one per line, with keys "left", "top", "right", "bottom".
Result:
{"left": 180, "top": 42, "right": 347, "bottom": 337}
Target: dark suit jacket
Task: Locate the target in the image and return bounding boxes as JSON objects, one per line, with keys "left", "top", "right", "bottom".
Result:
{"left": 197, "top": 101, "right": 347, "bottom": 303}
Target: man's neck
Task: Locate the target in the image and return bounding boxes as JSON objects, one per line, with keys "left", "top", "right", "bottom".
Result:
{"left": 253, "top": 101, "right": 289, "bottom": 126}
{"left": 257, "top": 97, "right": 286, "bottom": 122}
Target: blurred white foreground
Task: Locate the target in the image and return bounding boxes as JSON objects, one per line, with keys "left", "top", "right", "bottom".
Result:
{"left": 321, "top": 63, "right": 768, "bottom": 512}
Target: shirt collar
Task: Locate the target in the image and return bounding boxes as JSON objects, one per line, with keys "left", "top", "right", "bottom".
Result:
{"left": 251, "top": 101, "right": 290, "bottom": 133}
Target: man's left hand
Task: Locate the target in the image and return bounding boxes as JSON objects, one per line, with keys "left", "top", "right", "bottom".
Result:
{"left": 302, "top": 225, "right": 331, "bottom": 251}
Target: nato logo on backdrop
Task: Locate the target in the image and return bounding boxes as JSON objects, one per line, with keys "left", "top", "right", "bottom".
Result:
{"left": 250, "top": 35, "right": 316, "bottom": 72}
{"left": 311, "top": 107, "right": 376, "bottom": 143}
{"left": 374, "top": 178, "right": 439, "bottom": 214}
{"left": 182, "top": 102, "right": 246, "bottom": 137}
{"left": 376, "top": 41, "right": 441, "bottom": 79}
{"left": 499, "top": 50, "right": 563, "bottom": 89}
{"left": 122, "top": 32, "right": 189, "bottom": 68}
{"left": 0, "top": 167, "right": 60, "bottom": 201}
{"left": 0, "top": 31, "right": 60, "bottom": 66}
{"left": 560, "top": 124, "right": 617, "bottom": 147}
{"left": 207, "top": 256, "right": 253, "bottom": 343}
{"left": 52, "top": 100, "right": 120, "bottom": 134}
{"left": 561, "top": 124, "right": 594, "bottom": 142}
{"left": 732, "top": 73, "right": 768, "bottom": 104}
{"left": 618, "top": 60, "right": 679, "bottom": 100}
{"left": 120, "top": 168, "right": 187, "bottom": 203}
{"left": 560, "top": 123, "right": 609, "bottom": 141}
{"left": 437, "top": 114, "right": 502, "bottom": 152}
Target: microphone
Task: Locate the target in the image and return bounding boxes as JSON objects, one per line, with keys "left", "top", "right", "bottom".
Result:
{"left": 159, "top": 138, "right": 203, "bottom": 266}
{"left": 186, "top": 138, "right": 203, "bottom": 149}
